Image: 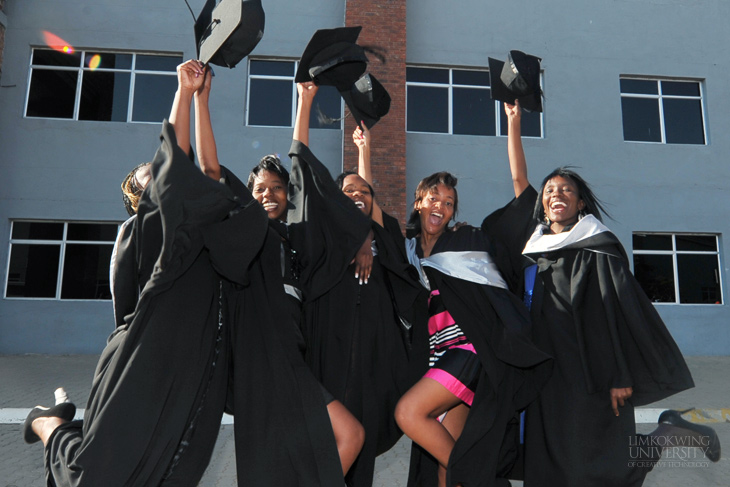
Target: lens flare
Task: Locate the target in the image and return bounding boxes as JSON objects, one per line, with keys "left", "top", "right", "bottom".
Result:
{"left": 87, "top": 54, "right": 102, "bottom": 71}
{"left": 42, "top": 31, "right": 75, "bottom": 54}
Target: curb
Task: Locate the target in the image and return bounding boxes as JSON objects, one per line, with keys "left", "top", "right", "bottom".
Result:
{"left": 0, "top": 409, "right": 235, "bottom": 425}
{"left": 2, "top": 408, "right": 726, "bottom": 425}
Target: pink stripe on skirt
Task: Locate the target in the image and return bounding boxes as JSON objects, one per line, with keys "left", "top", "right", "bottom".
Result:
{"left": 424, "top": 368, "right": 475, "bottom": 406}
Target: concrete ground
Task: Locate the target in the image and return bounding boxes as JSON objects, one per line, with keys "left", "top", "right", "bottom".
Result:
{"left": 1, "top": 355, "right": 727, "bottom": 486}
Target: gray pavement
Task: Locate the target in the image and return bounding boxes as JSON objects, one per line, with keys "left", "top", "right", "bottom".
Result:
{"left": 1, "top": 355, "right": 727, "bottom": 486}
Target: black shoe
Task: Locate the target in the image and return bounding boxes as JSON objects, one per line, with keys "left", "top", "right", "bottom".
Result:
{"left": 23, "top": 402, "right": 76, "bottom": 444}
{"left": 658, "top": 409, "right": 721, "bottom": 462}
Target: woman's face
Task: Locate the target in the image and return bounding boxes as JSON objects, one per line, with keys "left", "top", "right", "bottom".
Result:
{"left": 251, "top": 169, "right": 288, "bottom": 221}
{"left": 341, "top": 174, "right": 373, "bottom": 216}
{"left": 542, "top": 175, "right": 585, "bottom": 227}
{"left": 415, "top": 183, "right": 455, "bottom": 237}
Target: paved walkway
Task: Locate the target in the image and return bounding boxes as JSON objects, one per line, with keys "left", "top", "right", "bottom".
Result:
{"left": 1, "top": 355, "right": 727, "bottom": 486}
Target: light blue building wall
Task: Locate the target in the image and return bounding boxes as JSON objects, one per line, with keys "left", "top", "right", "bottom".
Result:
{"left": 1, "top": 0, "right": 728, "bottom": 354}
{"left": 0, "top": 0, "right": 347, "bottom": 353}
{"left": 405, "top": 0, "right": 730, "bottom": 355}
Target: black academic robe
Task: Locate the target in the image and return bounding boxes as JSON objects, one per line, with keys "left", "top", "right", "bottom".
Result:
{"left": 217, "top": 156, "right": 346, "bottom": 486}
{"left": 305, "top": 209, "right": 428, "bottom": 487}
{"left": 407, "top": 226, "right": 552, "bottom": 487}
{"left": 483, "top": 186, "right": 694, "bottom": 487}
{"left": 45, "top": 120, "right": 268, "bottom": 486}
{"left": 284, "top": 140, "right": 426, "bottom": 486}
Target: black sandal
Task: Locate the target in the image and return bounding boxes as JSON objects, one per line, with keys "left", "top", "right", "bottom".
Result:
{"left": 658, "top": 409, "right": 721, "bottom": 462}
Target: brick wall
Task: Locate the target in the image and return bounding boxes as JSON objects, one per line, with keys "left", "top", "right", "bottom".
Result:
{"left": 345, "top": 0, "right": 407, "bottom": 225}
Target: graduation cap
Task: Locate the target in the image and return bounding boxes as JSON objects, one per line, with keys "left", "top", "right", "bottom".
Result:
{"left": 295, "top": 26, "right": 369, "bottom": 91}
{"left": 194, "top": 0, "right": 265, "bottom": 68}
{"left": 341, "top": 74, "right": 391, "bottom": 129}
{"left": 488, "top": 50, "right": 543, "bottom": 112}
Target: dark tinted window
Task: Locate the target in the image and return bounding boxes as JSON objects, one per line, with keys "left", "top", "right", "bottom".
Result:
{"left": 407, "top": 85, "right": 448, "bottom": 133}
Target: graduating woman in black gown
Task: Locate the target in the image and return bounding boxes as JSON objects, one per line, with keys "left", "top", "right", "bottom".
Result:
{"left": 394, "top": 171, "right": 552, "bottom": 487}
{"left": 192, "top": 66, "right": 368, "bottom": 478}
{"left": 23, "top": 60, "right": 347, "bottom": 487}
{"left": 485, "top": 100, "right": 720, "bottom": 487}
{"left": 301, "top": 124, "right": 426, "bottom": 486}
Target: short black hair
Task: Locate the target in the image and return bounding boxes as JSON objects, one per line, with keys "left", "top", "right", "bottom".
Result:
{"left": 335, "top": 171, "right": 375, "bottom": 199}
{"left": 247, "top": 154, "right": 290, "bottom": 191}
{"left": 406, "top": 171, "right": 458, "bottom": 235}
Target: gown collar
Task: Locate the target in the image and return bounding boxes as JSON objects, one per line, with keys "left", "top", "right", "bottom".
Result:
{"left": 522, "top": 214, "right": 611, "bottom": 255}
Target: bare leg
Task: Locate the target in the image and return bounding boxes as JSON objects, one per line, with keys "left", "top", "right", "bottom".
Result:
{"left": 395, "top": 377, "right": 467, "bottom": 487}
{"left": 32, "top": 416, "right": 67, "bottom": 446}
{"left": 327, "top": 399, "right": 365, "bottom": 475}
{"left": 437, "top": 403, "right": 469, "bottom": 487}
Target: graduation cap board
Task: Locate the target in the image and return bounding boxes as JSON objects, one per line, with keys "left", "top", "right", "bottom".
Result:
{"left": 295, "top": 26, "right": 368, "bottom": 91}
{"left": 194, "top": 0, "right": 265, "bottom": 68}
{"left": 341, "top": 74, "right": 391, "bottom": 130}
{"left": 488, "top": 50, "right": 543, "bottom": 112}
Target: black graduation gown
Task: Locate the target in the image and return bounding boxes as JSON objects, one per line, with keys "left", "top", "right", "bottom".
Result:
{"left": 483, "top": 186, "right": 695, "bottom": 487}
{"left": 407, "top": 226, "right": 552, "bottom": 487}
{"left": 216, "top": 159, "right": 345, "bottom": 486}
{"left": 285, "top": 140, "right": 425, "bottom": 486}
{"left": 44, "top": 121, "right": 268, "bottom": 486}
{"left": 305, "top": 210, "right": 428, "bottom": 487}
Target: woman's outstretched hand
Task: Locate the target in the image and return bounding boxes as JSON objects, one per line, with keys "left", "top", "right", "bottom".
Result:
{"left": 177, "top": 59, "right": 206, "bottom": 94}
{"left": 504, "top": 99, "right": 522, "bottom": 123}
{"left": 353, "top": 124, "right": 370, "bottom": 150}
{"left": 297, "top": 81, "right": 319, "bottom": 105}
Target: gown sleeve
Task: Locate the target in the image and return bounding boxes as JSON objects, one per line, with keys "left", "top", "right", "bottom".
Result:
{"left": 593, "top": 245, "right": 695, "bottom": 404}
{"left": 110, "top": 216, "right": 138, "bottom": 328}
{"left": 287, "top": 140, "right": 371, "bottom": 301}
{"left": 481, "top": 185, "right": 539, "bottom": 292}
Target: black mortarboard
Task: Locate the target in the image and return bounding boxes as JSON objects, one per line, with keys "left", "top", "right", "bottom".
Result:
{"left": 340, "top": 74, "right": 391, "bottom": 129}
{"left": 194, "top": 0, "right": 265, "bottom": 68}
{"left": 488, "top": 50, "right": 543, "bottom": 112}
{"left": 295, "top": 26, "right": 368, "bottom": 91}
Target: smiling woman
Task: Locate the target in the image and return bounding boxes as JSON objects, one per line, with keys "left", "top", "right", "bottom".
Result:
{"left": 303, "top": 124, "right": 427, "bottom": 487}
{"left": 483, "top": 99, "right": 716, "bottom": 487}
{"left": 395, "top": 168, "right": 550, "bottom": 487}
{"left": 247, "top": 155, "right": 289, "bottom": 222}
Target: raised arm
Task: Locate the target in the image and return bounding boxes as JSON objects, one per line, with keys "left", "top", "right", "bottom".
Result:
{"left": 293, "top": 82, "right": 318, "bottom": 146}
{"left": 169, "top": 60, "right": 205, "bottom": 155}
{"left": 353, "top": 124, "right": 384, "bottom": 226}
{"left": 505, "top": 100, "right": 530, "bottom": 198}
{"left": 194, "top": 67, "right": 221, "bottom": 181}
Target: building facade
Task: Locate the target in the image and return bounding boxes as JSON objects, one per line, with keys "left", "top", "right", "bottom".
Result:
{"left": 1, "top": 0, "right": 728, "bottom": 354}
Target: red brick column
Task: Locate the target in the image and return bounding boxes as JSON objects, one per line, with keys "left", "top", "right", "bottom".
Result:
{"left": 345, "top": 0, "right": 407, "bottom": 225}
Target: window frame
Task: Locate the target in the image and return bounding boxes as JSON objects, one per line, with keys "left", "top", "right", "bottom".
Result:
{"left": 405, "top": 65, "right": 544, "bottom": 138}
{"left": 619, "top": 76, "right": 707, "bottom": 145}
{"left": 25, "top": 48, "right": 181, "bottom": 124}
{"left": 5, "top": 220, "right": 121, "bottom": 301}
{"left": 632, "top": 232, "right": 723, "bottom": 305}
{"left": 245, "top": 57, "right": 342, "bottom": 129}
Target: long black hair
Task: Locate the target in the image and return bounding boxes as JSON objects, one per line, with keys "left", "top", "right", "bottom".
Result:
{"left": 406, "top": 171, "right": 458, "bottom": 236}
{"left": 532, "top": 167, "right": 610, "bottom": 223}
